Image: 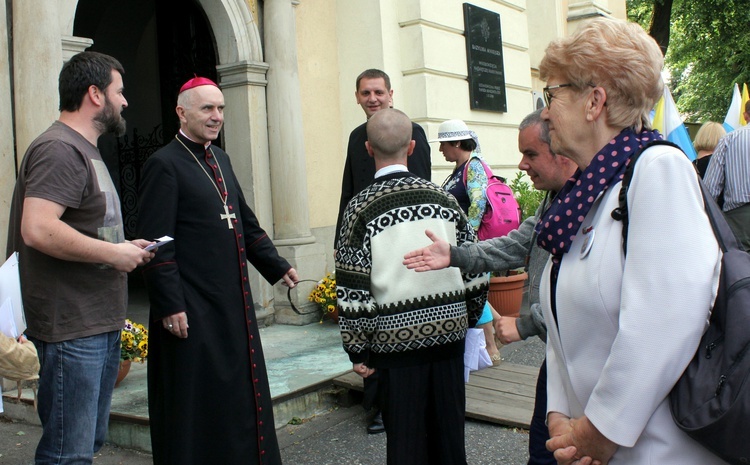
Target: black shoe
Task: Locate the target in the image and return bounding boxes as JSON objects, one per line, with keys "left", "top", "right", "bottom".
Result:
{"left": 367, "top": 411, "right": 385, "bottom": 434}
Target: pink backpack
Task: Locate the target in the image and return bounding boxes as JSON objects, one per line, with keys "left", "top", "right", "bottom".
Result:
{"left": 463, "top": 157, "right": 521, "bottom": 240}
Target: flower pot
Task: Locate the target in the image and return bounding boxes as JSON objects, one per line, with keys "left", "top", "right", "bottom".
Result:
{"left": 487, "top": 272, "right": 527, "bottom": 318}
{"left": 115, "top": 359, "right": 131, "bottom": 388}
{"left": 321, "top": 307, "right": 339, "bottom": 324}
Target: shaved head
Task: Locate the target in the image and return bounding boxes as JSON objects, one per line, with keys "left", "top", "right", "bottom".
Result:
{"left": 366, "top": 108, "right": 413, "bottom": 160}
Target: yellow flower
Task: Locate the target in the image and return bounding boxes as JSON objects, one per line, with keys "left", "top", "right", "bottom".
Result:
{"left": 121, "top": 318, "right": 149, "bottom": 363}
{"left": 308, "top": 273, "right": 338, "bottom": 322}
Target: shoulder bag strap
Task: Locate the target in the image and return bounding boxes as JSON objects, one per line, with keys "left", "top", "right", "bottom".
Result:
{"left": 611, "top": 140, "right": 680, "bottom": 255}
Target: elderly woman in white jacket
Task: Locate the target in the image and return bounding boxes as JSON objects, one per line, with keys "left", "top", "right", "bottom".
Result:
{"left": 537, "top": 18, "right": 725, "bottom": 465}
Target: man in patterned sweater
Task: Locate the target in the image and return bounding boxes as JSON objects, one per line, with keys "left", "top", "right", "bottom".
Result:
{"left": 335, "top": 108, "right": 488, "bottom": 465}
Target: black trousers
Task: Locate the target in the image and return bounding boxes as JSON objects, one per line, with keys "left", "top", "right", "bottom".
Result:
{"left": 363, "top": 371, "right": 379, "bottom": 410}
{"left": 378, "top": 355, "right": 467, "bottom": 465}
{"left": 528, "top": 360, "right": 556, "bottom": 465}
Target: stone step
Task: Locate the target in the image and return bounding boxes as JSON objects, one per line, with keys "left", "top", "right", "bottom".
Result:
{"left": 1, "top": 322, "right": 353, "bottom": 453}
{"left": 2, "top": 372, "right": 353, "bottom": 454}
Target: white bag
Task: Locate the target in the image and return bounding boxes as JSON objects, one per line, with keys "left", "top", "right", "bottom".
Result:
{"left": 463, "top": 328, "right": 492, "bottom": 382}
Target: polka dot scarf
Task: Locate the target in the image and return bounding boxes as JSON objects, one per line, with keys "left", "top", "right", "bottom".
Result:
{"left": 536, "top": 127, "right": 662, "bottom": 257}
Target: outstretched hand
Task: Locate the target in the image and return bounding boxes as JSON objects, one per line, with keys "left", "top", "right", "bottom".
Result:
{"left": 402, "top": 230, "right": 451, "bottom": 272}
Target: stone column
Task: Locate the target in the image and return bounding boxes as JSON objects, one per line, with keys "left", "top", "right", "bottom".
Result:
{"left": 0, "top": 0, "right": 16, "bottom": 217}
{"left": 0, "top": 0, "right": 15, "bottom": 392}
{"left": 12, "top": 0, "right": 62, "bottom": 158}
{"left": 263, "top": 0, "right": 326, "bottom": 324}
{"left": 567, "top": 1, "right": 611, "bottom": 32}
{"left": 62, "top": 36, "right": 94, "bottom": 63}
{"left": 264, "top": 0, "right": 312, "bottom": 242}
{"left": 218, "top": 61, "right": 276, "bottom": 324}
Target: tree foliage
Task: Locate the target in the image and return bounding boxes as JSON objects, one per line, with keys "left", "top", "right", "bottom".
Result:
{"left": 627, "top": 0, "right": 750, "bottom": 122}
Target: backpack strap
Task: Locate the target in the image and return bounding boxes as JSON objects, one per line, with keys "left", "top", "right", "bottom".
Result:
{"left": 698, "top": 177, "right": 740, "bottom": 254}
{"left": 462, "top": 155, "right": 507, "bottom": 189}
{"left": 462, "top": 153, "right": 490, "bottom": 186}
{"left": 610, "top": 140, "right": 681, "bottom": 255}
{"left": 611, "top": 139, "right": 739, "bottom": 256}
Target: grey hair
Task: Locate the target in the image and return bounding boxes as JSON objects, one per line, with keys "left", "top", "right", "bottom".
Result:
{"left": 177, "top": 90, "right": 193, "bottom": 109}
{"left": 519, "top": 108, "right": 551, "bottom": 147}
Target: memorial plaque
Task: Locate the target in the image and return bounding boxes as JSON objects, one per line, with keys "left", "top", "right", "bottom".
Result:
{"left": 463, "top": 3, "right": 507, "bottom": 112}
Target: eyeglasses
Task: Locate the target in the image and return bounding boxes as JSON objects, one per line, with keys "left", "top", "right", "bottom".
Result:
{"left": 542, "top": 84, "right": 573, "bottom": 107}
{"left": 543, "top": 83, "right": 600, "bottom": 107}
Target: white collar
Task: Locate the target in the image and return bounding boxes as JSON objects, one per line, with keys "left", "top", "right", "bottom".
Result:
{"left": 375, "top": 164, "right": 409, "bottom": 179}
{"left": 179, "top": 129, "right": 212, "bottom": 149}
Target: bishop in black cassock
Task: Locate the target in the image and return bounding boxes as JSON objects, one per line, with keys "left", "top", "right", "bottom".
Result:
{"left": 137, "top": 78, "right": 295, "bottom": 465}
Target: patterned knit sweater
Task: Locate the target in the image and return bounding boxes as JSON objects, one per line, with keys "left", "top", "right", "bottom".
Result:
{"left": 335, "top": 172, "right": 489, "bottom": 368}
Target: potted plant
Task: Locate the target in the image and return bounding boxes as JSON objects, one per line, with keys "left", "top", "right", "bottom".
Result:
{"left": 488, "top": 269, "right": 527, "bottom": 318}
{"left": 118, "top": 319, "right": 148, "bottom": 387}
{"left": 486, "top": 172, "right": 544, "bottom": 317}
{"left": 308, "top": 272, "right": 338, "bottom": 323}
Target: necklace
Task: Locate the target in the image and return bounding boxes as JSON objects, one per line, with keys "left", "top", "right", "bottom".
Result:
{"left": 175, "top": 136, "right": 236, "bottom": 229}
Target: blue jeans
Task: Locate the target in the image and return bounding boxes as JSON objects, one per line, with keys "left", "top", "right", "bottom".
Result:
{"left": 30, "top": 331, "right": 120, "bottom": 465}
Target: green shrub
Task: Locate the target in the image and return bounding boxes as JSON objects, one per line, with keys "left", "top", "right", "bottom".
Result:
{"left": 509, "top": 171, "right": 544, "bottom": 221}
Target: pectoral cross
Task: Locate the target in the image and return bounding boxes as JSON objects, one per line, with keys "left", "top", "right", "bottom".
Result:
{"left": 220, "top": 204, "right": 236, "bottom": 229}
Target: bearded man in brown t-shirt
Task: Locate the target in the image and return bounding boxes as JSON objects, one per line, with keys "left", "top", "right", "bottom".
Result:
{"left": 6, "top": 51, "right": 153, "bottom": 464}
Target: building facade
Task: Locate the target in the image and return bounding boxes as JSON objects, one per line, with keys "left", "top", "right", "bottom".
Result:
{"left": 0, "top": 0, "right": 625, "bottom": 323}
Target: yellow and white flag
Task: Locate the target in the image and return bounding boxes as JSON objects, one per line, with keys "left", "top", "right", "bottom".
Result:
{"left": 723, "top": 83, "right": 745, "bottom": 132}
{"left": 741, "top": 83, "right": 749, "bottom": 127}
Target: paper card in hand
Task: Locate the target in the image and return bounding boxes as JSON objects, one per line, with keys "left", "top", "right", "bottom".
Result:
{"left": 145, "top": 236, "right": 174, "bottom": 252}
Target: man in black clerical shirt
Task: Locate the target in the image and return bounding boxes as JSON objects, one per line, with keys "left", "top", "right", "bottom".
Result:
{"left": 336, "top": 69, "right": 432, "bottom": 239}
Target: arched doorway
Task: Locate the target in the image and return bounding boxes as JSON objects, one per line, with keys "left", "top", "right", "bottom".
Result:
{"left": 73, "top": 0, "right": 219, "bottom": 240}
{"left": 64, "top": 0, "right": 293, "bottom": 322}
